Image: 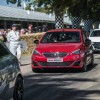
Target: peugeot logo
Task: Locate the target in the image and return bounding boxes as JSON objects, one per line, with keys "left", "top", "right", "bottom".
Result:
{"left": 54, "top": 52, "right": 59, "bottom": 57}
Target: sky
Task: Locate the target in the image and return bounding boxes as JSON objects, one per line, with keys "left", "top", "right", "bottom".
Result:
{"left": 0, "top": 0, "right": 35, "bottom": 10}
{"left": 0, "top": 0, "right": 18, "bottom": 7}
{"left": 0, "top": 0, "right": 27, "bottom": 8}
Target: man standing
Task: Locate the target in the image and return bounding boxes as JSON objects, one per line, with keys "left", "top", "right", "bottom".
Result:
{"left": 7, "top": 24, "right": 21, "bottom": 64}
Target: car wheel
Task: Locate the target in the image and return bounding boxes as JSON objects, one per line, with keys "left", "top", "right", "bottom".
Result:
{"left": 89, "top": 54, "right": 94, "bottom": 66}
{"left": 32, "top": 68, "right": 41, "bottom": 73}
{"left": 13, "top": 76, "right": 24, "bottom": 100}
{"left": 82, "top": 57, "right": 87, "bottom": 72}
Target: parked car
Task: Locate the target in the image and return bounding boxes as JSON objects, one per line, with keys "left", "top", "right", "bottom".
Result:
{"left": 32, "top": 29, "right": 94, "bottom": 72}
{"left": 89, "top": 29, "right": 100, "bottom": 51}
{"left": 0, "top": 40, "right": 24, "bottom": 100}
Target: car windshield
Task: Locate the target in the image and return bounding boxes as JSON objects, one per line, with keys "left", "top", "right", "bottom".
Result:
{"left": 41, "top": 32, "right": 80, "bottom": 43}
{"left": 90, "top": 30, "right": 100, "bottom": 37}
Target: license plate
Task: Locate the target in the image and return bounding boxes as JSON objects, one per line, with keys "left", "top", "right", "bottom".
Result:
{"left": 47, "top": 58, "right": 63, "bottom": 62}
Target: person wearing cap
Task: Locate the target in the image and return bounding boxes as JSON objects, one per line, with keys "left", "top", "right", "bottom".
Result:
{"left": 7, "top": 24, "right": 21, "bottom": 64}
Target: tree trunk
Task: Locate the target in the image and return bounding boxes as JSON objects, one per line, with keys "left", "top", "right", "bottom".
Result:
{"left": 84, "top": 19, "right": 93, "bottom": 33}
{"left": 93, "top": 21, "right": 99, "bottom": 29}
{"left": 71, "top": 17, "right": 81, "bottom": 29}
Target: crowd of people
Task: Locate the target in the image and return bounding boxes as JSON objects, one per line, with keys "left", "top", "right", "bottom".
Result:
{"left": 0, "top": 24, "right": 48, "bottom": 37}
{"left": 0, "top": 23, "right": 49, "bottom": 65}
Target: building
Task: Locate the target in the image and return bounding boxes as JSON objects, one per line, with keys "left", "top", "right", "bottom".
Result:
{"left": 0, "top": 5, "right": 72, "bottom": 30}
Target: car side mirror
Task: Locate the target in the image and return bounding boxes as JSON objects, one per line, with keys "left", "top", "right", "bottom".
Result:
{"left": 34, "top": 40, "right": 39, "bottom": 44}
{"left": 84, "top": 39, "right": 91, "bottom": 46}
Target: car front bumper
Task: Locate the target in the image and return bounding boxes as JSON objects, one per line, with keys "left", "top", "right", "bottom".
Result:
{"left": 32, "top": 54, "right": 84, "bottom": 69}
{"left": 92, "top": 43, "right": 100, "bottom": 51}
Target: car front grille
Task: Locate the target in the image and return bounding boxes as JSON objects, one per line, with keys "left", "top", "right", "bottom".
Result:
{"left": 93, "top": 42, "right": 100, "bottom": 49}
{"left": 43, "top": 52, "right": 68, "bottom": 58}
{"left": 38, "top": 61, "right": 73, "bottom": 67}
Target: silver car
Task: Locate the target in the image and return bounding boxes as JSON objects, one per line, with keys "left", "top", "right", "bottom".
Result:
{"left": 0, "top": 40, "right": 24, "bottom": 100}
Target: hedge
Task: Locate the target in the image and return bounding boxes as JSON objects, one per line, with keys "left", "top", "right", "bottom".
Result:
{"left": 21, "top": 32, "right": 45, "bottom": 54}
{"left": 0, "top": 32, "right": 45, "bottom": 54}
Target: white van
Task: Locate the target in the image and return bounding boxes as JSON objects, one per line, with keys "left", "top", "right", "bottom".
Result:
{"left": 89, "top": 29, "right": 100, "bottom": 51}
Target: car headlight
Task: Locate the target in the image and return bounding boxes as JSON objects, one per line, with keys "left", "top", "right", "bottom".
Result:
{"left": 33, "top": 50, "right": 41, "bottom": 55}
{"left": 71, "top": 49, "right": 81, "bottom": 55}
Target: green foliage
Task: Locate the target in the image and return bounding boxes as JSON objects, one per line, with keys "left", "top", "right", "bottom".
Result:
{"left": 67, "top": 0, "right": 100, "bottom": 21}
{"left": 33, "top": 0, "right": 68, "bottom": 15}
{"left": 6, "top": 0, "right": 100, "bottom": 21}
{"left": 7, "top": 0, "right": 17, "bottom": 4}
{"left": 34, "top": 7, "right": 47, "bottom": 13}
{"left": 7, "top": 0, "right": 21, "bottom": 6}
{"left": 25, "top": 4, "right": 31, "bottom": 10}
{"left": 67, "top": 0, "right": 81, "bottom": 17}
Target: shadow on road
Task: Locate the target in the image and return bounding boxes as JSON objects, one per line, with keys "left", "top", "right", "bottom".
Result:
{"left": 23, "top": 72, "right": 100, "bottom": 100}
{"left": 94, "top": 51, "right": 100, "bottom": 54}
{"left": 87, "top": 63, "right": 97, "bottom": 71}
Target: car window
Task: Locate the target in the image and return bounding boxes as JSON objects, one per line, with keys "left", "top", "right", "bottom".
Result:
{"left": 41, "top": 32, "right": 80, "bottom": 43}
{"left": 0, "top": 44, "right": 9, "bottom": 57}
{"left": 90, "top": 30, "right": 100, "bottom": 37}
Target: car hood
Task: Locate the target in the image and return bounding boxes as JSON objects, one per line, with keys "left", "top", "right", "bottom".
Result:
{"left": 35, "top": 43, "right": 82, "bottom": 53}
{"left": 89, "top": 37, "right": 100, "bottom": 42}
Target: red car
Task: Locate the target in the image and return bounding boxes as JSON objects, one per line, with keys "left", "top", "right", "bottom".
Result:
{"left": 32, "top": 29, "right": 94, "bottom": 72}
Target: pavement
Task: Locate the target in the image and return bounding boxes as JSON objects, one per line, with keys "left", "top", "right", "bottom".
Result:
{"left": 20, "top": 54, "right": 100, "bottom": 100}
{"left": 20, "top": 55, "right": 31, "bottom": 74}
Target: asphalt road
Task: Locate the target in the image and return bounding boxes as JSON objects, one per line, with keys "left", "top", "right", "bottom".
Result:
{"left": 21, "top": 53, "right": 100, "bottom": 100}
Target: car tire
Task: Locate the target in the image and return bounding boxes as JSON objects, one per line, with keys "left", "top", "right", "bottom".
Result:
{"left": 13, "top": 76, "right": 24, "bottom": 100}
{"left": 82, "top": 57, "right": 87, "bottom": 72}
{"left": 89, "top": 54, "right": 94, "bottom": 66}
{"left": 32, "top": 68, "right": 41, "bottom": 73}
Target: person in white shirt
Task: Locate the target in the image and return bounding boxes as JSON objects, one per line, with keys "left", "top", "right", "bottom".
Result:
{"left": 7, "top": 24, "right": 21, "bottom": 64}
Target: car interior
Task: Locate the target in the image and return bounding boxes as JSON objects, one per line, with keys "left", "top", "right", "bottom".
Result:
{"left": 45, "top": 32, "right": 80, "bottom": 43}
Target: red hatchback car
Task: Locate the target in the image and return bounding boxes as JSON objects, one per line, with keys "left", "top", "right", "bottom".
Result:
{"left": 32, "top": 29, "right": 94, "bottom": 72}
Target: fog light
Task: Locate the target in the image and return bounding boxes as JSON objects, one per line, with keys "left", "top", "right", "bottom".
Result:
{"left": 33, "top": 61, "right": 38, "bottom": 66}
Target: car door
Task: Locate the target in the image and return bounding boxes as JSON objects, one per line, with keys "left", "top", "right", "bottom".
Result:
{"left": 0, "top": 57, "right": 3, "bottom": 95}
{"left": 0, "top": 42, "right": 18, "bottom": 99}
{"left": 0, "top": 42, "right": 9, "bottom": 97}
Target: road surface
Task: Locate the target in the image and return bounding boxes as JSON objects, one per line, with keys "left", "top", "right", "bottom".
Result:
{"left": 21, "top": 53, "right": 100, "bottom": 100}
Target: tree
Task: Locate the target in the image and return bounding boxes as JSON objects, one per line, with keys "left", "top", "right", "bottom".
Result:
{"left": 34, "top": 7, "right": 47, "bottom": 13}
{"left": 80, "top": 0, "right": 99, "bottom": 32}
{"left": 33, "top": 0, "right": 68, "bottom": 29}
{"left": 6, "top": 0, "right": 21, "bottom": 6}
{"left": 92, "top": 0, "right": 100, "bottom": 29}
{"left": 6, "top": 0, "right": 69, "bottom": 29}
{"left": 67, "top": 0, "right": 100, "bottom": 30}
{"left": 66, "top": 0, "right": 82, "bottom": 28}
{"left": 6, "top": 0, "right": 100, "bottom": 30}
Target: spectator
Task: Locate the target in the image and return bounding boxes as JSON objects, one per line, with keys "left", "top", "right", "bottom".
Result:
{"left": 8, "top": 29, "right": 11, "bottom": 33}
{"left": 7, "top": 24, "right": 21, "bottom": 64}
{"left": 0, "top": 29, "right": 4, "bottom": 35}
{"left": 26, "top": 24, "right": 33, "bottom": 34}
{"left": 34, "top": 27, "right": 38, "bottom": 33}
{"left": 20, "top": 28, "right": 26, "bottom": 35}
{"left": 0, "top": 29, "right": 7, "bottom": 42}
